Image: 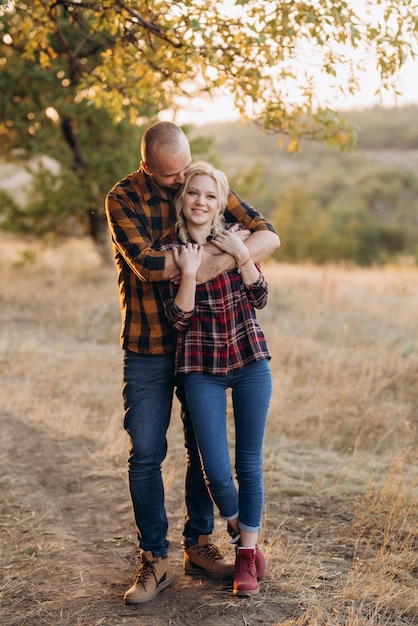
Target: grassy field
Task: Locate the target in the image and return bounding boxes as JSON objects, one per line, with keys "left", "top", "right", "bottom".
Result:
{"left": 0, "top": 235, "right": 417, "bottom": 626}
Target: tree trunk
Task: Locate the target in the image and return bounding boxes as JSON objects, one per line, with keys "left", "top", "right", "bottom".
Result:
{"left": 60, "top": 116, "right": 112, "bottom": 264}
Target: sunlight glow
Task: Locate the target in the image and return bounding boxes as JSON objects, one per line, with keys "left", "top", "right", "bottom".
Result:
{"left": 164, "top": 0, "right": 418, "bottom": 126}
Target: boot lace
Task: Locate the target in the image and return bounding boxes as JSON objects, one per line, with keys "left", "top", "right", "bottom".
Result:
{"left": 131, "top": 558, "right": 157, "bottom": 588}
{"left": 235, "top": 549, "right": 256, "bottom": 576}
{"left": 195, "top": 542, "right": 224, "bottom": 562}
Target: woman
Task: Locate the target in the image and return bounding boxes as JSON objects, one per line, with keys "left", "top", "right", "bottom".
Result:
{"left": 158, "top": 162, "right": 272, "bottom": 596}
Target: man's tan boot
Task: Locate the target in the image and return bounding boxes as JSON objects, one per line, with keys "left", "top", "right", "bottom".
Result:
{"left": 124, "top": 551, "right": 174, "bottom": 604}
{"left": 183, "top": 535, "right": 234, "bottom": 579}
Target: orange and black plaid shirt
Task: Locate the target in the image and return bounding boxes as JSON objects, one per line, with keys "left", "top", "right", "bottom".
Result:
{"left": 105, "top": 167, "right": 276, "bottom": 355}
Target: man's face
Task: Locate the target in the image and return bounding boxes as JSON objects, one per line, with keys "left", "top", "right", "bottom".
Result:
{"left": 145, "top": 144, "right": 192, "bottom": 191}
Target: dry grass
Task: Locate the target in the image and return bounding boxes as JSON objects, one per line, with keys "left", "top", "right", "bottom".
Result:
{"left": 1, "top": 234, "right": 417, "bottom": 626}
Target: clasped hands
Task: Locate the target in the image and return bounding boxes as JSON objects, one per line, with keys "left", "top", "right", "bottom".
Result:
{"left": 169, "top": 225, "right": 250, "bottom": 284}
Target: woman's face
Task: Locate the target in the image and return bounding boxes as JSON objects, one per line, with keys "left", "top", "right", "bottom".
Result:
{"left": 181, "top": 174, "right": 220, "bottom": 228}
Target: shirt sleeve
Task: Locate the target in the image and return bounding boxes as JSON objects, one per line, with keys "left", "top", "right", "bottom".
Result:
{"left": 225, "top": 189, "right": 277, "bottom": 233}
{"left": 158, "top": 280, "right": 194, "bottom": 332}
{"left": 244, "top": 271, "right": 269, "bottom": 309}
{"left": 105, "top": 181, "right": 170, "bottom": 283}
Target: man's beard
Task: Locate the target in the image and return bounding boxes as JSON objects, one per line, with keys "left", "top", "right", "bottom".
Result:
{"left": 165, "top": 184, "right": 180, "bottom": 195}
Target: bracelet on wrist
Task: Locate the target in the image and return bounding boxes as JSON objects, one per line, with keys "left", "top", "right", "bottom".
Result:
{"left": 239, "top": 254, "right": 251, "bottom": 267}
{"left": 236, "top": 253, "right": 251, "bottom": 274}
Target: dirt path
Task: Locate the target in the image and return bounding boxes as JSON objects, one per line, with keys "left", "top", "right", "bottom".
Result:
{"left": 1, "top": 414, "right": 295, "bottom": 626}
{"left": 3, "top": 411, "right": 415, "bottom": 626}
{"left": 1, "top": 257, "right": 417, "bottom": 625}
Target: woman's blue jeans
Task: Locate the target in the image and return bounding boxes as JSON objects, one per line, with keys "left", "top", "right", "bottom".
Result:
{"left": 183, "top": 359, "right": 272, "bottom": 532}
{"left": 123, "top": 351, "right": 214, "bottom": 557}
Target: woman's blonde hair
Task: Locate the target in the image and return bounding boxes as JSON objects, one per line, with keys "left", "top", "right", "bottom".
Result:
{"left": 174, "top": 162, "right": 229, "bottom": 244}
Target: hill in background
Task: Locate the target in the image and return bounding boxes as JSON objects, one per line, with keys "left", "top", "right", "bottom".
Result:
{"left": 190, "top": 104, "right": 418, "bottom": 170}
{"left": 189, "top": 105, "right": 418, "bottom": 265}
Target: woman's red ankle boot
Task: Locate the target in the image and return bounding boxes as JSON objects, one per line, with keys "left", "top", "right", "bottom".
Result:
{"left": 233, "top": 547, "right": 259, "bottom": 596}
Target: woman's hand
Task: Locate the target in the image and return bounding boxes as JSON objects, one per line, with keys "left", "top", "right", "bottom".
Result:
{"left": 173, "top": 243, "right": 203, "bottom": 278}
{"left": 212, "top": 229, "right": 249, "bottom": 266}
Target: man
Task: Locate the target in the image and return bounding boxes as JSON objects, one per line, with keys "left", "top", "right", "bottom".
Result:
{"left": 105, "top": 121, "right": 280, "bottom": 604}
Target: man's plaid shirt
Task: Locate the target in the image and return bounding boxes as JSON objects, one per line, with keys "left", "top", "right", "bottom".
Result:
{"left": 105, "top": 167, "right": 277, "bottom": 355}
{"left": 158, "top": 237, "right": 271, "bottom": 375}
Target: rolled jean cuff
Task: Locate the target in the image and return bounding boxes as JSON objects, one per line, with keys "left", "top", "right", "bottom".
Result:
{"left": 221, "top": 511, "right": 239, "bottom": 522}
{"left": 238, "top": 521, "right": 261, "bottom": 533}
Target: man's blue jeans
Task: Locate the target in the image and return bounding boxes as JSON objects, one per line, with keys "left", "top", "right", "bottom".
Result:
{"left": 183, "top": 359, "right": 272, "bottom": 532}
{"left": 123, "top": 350, "right": 214, "bottom": 557}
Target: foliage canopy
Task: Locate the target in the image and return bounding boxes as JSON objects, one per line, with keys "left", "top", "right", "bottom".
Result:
{"left": 0, "top": 1, "right": 417, "bottom": 259}
{"left": 1, "top": 0, "right": 418, "bottom": 150}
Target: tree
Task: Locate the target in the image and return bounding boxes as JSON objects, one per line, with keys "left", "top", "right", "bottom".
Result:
{"left": 0, "top": 1, "right": 417, "bottom": 249}
{"left": 2, "top": 1, "right": 417, "bottom": 148}
{"left": 270, "top": 153, "right": 418, "bottom": 265}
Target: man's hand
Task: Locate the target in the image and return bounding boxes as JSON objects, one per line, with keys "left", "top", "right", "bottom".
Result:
{"left": 229, "top": 223, "right": 251, "bottom": 241}
{"left": 195, "top": 247, "right": 235, "bottom": 284}
{"left": 169, "top": 266, "right": 182, "bottom": 284}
